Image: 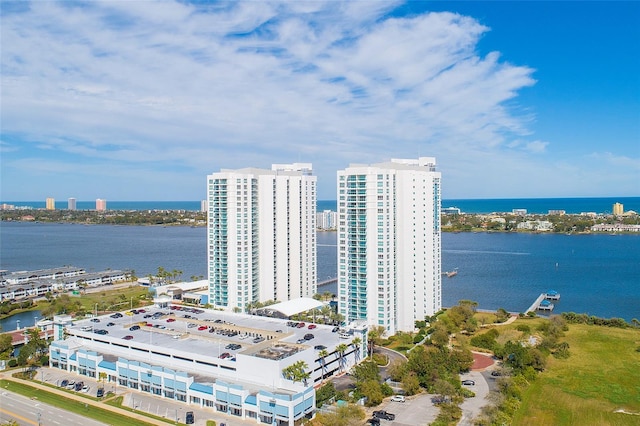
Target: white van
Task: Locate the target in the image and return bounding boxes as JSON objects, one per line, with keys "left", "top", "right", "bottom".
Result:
{"left": 339, "top": 332, "right": 351, "bottom": 339}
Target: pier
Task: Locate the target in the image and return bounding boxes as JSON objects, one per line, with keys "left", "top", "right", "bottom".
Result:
{"left": 526, "top": 293, "right": 555, "bottom": 313}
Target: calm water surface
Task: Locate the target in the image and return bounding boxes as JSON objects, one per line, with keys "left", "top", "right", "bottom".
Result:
{"left": 1, "top": 222, "right": 638, "bottom": 321}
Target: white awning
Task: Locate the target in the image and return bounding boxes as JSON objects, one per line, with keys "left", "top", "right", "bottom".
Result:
{"left": 266, "top": 298, "right": 324, "bottom": 317}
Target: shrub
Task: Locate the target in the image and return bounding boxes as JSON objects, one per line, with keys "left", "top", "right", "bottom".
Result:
{"left": 372, "top": 353, "right": 388, "bottom": 366}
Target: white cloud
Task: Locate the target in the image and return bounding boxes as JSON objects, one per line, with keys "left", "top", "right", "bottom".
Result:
{"left": 2, "top": 0, "right": 609, "bottom": 200}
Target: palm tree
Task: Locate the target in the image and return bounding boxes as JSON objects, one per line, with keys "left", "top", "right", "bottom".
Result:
{"left": 318, "top": 349, "right": 329, "bottom": 379}
{"left": 351, "top": 337, "right": 362, "bottom": 363}
{"left": 336, "top": 343, "right": 348, "bottom": 372}
{"left": 368, "top": 325, "right": 385, "bottom": 358}
{"left": 283, "top": 360, "right": 310, "bottom": 386}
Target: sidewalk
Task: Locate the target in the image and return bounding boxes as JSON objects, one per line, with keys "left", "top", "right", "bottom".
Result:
{"left": 0, "top": 369, "right": 169, "bottom": 426}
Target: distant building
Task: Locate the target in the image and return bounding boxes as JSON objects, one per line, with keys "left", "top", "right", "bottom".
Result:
{"left": 337, "top": 157, "right": 442, "bottom": 334}
{"left": 95, "top": 199, "right": 107, "bottom": 211}
{"left": 613, "top": 202, "right": 624, "bottom": 216}
{"left": 548, "top": 209, "right": 565, "bottom": 215}
{"left": 591, "top": 223, "right": 640, "bottom": 233}
{"left": 442, "top": 207, "right": 462, "bottom": 215}
{"left": 316, "top": 210, "right": 337, "bottom": 230}
{"left": 200, "top": 200, "right": 207, "bottom": 212}
{"left": 46, "top": 197, "right": 55, "bottom": 210}
{"left": 207, "top": 163, "right": 317, "bottom": 311}
{"left": 512, "top": 208, "right": 527, "bottom": 216}
{"left": 68, "top": 198, "right": 77, "bottom": 210}
{"left": 517, "top": 220, "right": 553, "bottom": 231}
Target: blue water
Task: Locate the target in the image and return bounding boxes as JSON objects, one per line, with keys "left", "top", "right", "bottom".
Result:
{"left": 1, "top": 222, "right": 638, "bottom": 322}
{"left": 3, "top": 197, "right": 638, "bottom": 214}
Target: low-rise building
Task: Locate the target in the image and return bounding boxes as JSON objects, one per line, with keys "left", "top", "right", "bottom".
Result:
{"left": 49, "top": 303, "right": 368, "bottom": 425}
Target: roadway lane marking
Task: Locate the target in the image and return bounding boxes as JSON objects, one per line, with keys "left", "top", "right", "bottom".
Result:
{"left": 0, "top": 406, "right": 38, "bottom": 425}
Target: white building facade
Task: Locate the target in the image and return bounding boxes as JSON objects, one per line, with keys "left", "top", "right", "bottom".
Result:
{"left": 337, "top": 157, "right": 442, "bottom": 333}
{"left": 207, "top": 164, "right": 317, "bottom": 311}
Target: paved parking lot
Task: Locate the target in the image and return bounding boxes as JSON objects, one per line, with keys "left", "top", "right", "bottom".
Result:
{"left": 364, "top": 393, "right": 439, "bottom": 426}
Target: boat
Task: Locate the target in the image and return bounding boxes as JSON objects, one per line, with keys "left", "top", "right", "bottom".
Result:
{"left": 445, "top": 268, "right": 458, "bottom": 278}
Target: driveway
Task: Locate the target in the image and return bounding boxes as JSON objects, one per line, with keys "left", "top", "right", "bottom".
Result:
{"left": 458, "top": 371, "right": 490, "bottom": 426}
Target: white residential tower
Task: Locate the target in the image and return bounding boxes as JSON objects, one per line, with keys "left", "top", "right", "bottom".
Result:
{"left": 337, "top": 157, "right": 442, "bottom": 333}
{"left": 207, "top": 163, "right": 317, "bottom": 311}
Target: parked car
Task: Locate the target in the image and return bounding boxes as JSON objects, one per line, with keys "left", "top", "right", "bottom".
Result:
{"left": 461, "top": 380, "right": 475, "bottom": 386}
{"left": 491, "top": 370, "right": 502, "bottom": 377}
{"left": 60, "top": 379, "right": 69, "bottom": 388}
{"left": 90, "top": 318, "right": 100, "bottom": 323}
{"left": 219, "top": 352, "right": 231, "bottom": 359}
{"left": 96, "top": 388, "right": 104, "bottom": 398}
{"left": 314, "top": 345, "right": 327, "bottom": 350}
{"left": 129, "top": 325, "right": 140, "bottom": 331}
{"left": 66, "top": 380, "right": 75, "bottom": 389}
{"left": 253, "top": 336, "right": 265, "bottom": 343}
{"left": 185, "top": 411, "right": 194, "bottom": 424}
{"left": 198, "top": 325, "right": 208, "bottom": 331}
{"left": 390, "top": 395, "right": 405, "bottom": 402}
{"left": 81, "top": 385, "right": 90, "bottom": 393}
{"left": 123, "top": 335, "right": 134, "bottom": 340}
{"left": 307, "top": 324, "right": 316, "bottom": 329}
{"left": 373, "top": 410, "right": 395, "bottom": 421}
{"left": 366, "top": 418, "right": 381, "bottom": 425}
{"left": 166, "top": 318, "right": 176, "bottom": 322}
{"left": 332, "top": 326, "right": 339, "bottom": 333}
{"left": 74, "top": 382, "right": 84, "bottom": 391}
{"left": 303, "top": 333, "right": 314, "bottom": 340}
{"left": 106, "top": 322, "right": 115, "bottom": 327}
{"left": 297, "top": 322, "right": 306, "bottom": 328}
{"left": 94, "top": 329, "right": 108, "bottom": 335}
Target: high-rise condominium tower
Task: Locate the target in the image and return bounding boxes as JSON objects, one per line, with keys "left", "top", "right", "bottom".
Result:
{"left": 96, "top": 199, "right": 107, "bottom": 211}
{"left": 68, "top": 198, "right": 77, "bottom": 210}
{"left": 46, "top": 197, "right": 55, "bottom": 210}
{"left": 207, "top": 163, "right": 317, "bottom": 311}
{"left": 337, "top": 157, "right": 442, "bottom": 333}
{"left": 613, "top": 202, "right": 624, "bottom": 216}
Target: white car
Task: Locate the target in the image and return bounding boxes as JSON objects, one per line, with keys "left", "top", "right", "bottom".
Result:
{"left": 390, "top": 395, "right": 405, "bottom": 402}
{"left": 81, "top": 385, "right": 90, "bottom": 393}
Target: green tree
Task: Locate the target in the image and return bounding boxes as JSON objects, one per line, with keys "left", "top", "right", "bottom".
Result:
{"left": 359, "top": 379, "right": 384, "bottom": 406}
{"left": 402, "top": 371, "right": 421, "bottom": 396}
{"left": 318, "top": 349, "right": 329, "bottom": 379}
{"left": 282, "top": 360, "right": 310, "bottom": 386}
{"left": 0, "top": 334, "right": 13, "bottom": 360}
{"left": 367, "top": 325, "right": 385, "bottom": 357}
{"left": 351, "top": 337, "right": 362, "bottom": 362}
{"left": 336, "top": 343, "right": 349, "bottom": 372}
{"left": 352, "top": 360, "right": 380, "bottom": 383}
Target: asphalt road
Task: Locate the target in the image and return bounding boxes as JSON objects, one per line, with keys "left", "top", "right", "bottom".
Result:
{"left": 0, "top": 388, "right": 108, "bottom": 426}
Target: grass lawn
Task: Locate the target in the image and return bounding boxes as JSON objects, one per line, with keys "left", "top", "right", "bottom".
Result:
{"left": 0, "top": 379, "right": 159, "bottom": 426}
{"left": 513, "top": 324, "right": 640, "bottom": 426}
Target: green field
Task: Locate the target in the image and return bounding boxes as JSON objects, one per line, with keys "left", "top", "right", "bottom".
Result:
{"left": 513, "top": 324, "right": 640, "bottom": 426}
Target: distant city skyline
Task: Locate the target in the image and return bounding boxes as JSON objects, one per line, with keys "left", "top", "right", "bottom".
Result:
{"left": 1, "top": 1, "right": 638, "bottom": 201}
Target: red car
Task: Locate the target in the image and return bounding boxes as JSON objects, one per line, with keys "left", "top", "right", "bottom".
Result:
{"left": 198, "top": 326, "right": 208, "bottom": 331}
{"left": 308, "top": 324, "right": 317, "bottom": 329}
{"left": 297, "top": 322, "right": 305, "bottom": 328}
{"left": 166, "top": 318, "right": 176, "bottom": 323}
{"left": 123, "top": 335, "right": 134, "bottom": 340}
{"left": 219, "top": 352, "right": 231, "bottom": 359}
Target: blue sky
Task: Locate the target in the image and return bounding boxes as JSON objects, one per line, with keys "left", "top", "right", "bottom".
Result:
{"left": 1, "top": 1, "right": 638, "bottom": 201}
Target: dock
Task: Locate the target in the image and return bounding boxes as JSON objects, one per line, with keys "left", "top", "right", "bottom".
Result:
{"left": 544, "top": 290, "right": 561, "bottom": 300}
{"left": 526, "top": 293, "right": 555, "bottom": 313}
